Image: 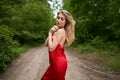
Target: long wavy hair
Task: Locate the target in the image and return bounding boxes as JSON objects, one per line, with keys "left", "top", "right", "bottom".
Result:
{"left": 57, "top": 10, "right": 75, "bottom": 46}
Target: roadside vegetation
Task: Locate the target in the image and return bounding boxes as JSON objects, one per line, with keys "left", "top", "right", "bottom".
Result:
{"left": 0, "top": 0, "right": 54, "bottom": 72}
{"left": 63, "top": 0, "right": 120, "bottom": 72}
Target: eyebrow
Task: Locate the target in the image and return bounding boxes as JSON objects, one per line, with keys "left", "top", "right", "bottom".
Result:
{"left": 57, "top": 15, "right": 65, "bottom": 19}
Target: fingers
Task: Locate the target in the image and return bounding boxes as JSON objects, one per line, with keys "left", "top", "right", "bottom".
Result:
{"left": 50, "top": 25, "right": 58, "bottom": 32}
{"left": 49, "top": 25, "right": 59, "bottom": 35}
{"left": 53, "top": 25, "right": 59, "bottom": 31}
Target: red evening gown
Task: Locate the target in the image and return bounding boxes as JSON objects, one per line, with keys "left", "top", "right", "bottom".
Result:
{"left": 41, "top": 44, "right": 67, "bottom": 80}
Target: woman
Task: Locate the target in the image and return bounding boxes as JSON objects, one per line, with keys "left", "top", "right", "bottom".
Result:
{"left": 41, "top": 10, "right": 75, "bottom": 80}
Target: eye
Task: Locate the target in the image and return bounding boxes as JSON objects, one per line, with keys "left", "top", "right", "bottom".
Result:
{"left": 57, "top": 16, "right": 60, "bottom": 19}
{"left": 61, "top": 18, "right": 64, "bottom": 21}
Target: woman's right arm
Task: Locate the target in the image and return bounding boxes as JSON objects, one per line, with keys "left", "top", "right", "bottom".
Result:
{"left": 45, "top": 25, "right": 58, "bottom": 47}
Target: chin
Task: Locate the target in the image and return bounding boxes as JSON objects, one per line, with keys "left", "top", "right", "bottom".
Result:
{"left": 59, "top": 26, "right": 62, "bottom": 28}
{"left": 57, "top": 25, "right": 62, "bottom": 28}
{"left": 57, "top": 25, "right": 61, "bottom": 28}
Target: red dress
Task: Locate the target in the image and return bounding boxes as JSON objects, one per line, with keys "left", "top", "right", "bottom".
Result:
{"left": 41, "top": 44, "right": 67, "bottom": 80}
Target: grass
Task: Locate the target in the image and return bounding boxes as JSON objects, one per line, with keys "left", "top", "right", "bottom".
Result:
{"left": 11, "top": 45, "right": 32, "bottom": 58}
{"left": 72, "top": 42, "right": 120, "bottom": 72}
{"left": 97, "top": 50, "right": 120, "bottom": 72}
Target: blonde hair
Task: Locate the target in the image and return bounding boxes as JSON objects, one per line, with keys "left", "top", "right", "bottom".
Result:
{"left": 57, "top": 10, "right": 75, "bottom": 46}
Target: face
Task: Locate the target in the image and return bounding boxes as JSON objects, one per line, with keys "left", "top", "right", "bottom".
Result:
{"left": 56, "top": 13, "right": 66, "bottom": 28}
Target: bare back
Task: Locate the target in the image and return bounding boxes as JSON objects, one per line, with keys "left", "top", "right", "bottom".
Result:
{"left": 52, "top": 28, "right": 66, "bottom": 47}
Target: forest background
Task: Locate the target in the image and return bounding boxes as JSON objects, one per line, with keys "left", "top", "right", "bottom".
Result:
{"left": 0, "top": 0, "right": 120, "bottom": 73}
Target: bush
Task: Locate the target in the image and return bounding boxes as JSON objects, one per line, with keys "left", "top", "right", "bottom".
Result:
{"left": 90, "top": 36, "right": 105, "bottom": 49}
{"left": 0, "top": 26, "right": 16, "bottom": 72}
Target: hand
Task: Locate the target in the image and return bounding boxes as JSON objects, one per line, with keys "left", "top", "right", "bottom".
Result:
{"left": 49, "top": 25, "right": 59, "bottom": 35}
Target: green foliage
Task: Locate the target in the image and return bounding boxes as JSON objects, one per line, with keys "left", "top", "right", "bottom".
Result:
{"left": 90, "top": 36, "right": 105, "bottom": 49}
{"left": 0, "top": 0, "right": 54, "bottom": 45}
{"left": 74, "top": 43, "right": 95, "bottom": 53}
{"left": 63, "top": 0, "right": 120, "bottom": 42}
{"left": 0, "top": 0, "right": 54, "bottom": 72}
{"left": 11, "top": 45, "right": 31, "bottom": 58}
{"left": 11, "top": 1, "right": 53, "bottom": 44}
{"left": 63, "top": 0, "right": 120, "bottom": 71}
{"left": 0, "top": 26, "right": 15, "bottom": 72}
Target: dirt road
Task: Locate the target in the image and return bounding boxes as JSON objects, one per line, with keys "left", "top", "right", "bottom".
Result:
{"left": 0, "top": 45, "right": 119, "bottom": 80}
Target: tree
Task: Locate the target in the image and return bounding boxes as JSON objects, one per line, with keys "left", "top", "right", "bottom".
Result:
{"left": 63, "top": 0, "right": 120, "bottom": 43}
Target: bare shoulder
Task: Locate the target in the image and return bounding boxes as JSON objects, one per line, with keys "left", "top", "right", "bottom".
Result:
{"left": 53, "top": 29, "right": 65, "bottom": 38}
{"left": 56, "top": 28, "right": 65, "bottom": 35}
